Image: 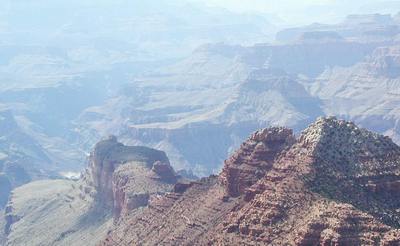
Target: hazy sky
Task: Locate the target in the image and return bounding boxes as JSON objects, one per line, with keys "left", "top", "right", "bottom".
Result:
{"left": 191, "top": 0, "right": 400, "bottom": 24}
{"left": 1, "top": 0, "right": 399, "bottom": 30}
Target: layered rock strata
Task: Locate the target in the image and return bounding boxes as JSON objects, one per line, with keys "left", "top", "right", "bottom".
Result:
{"left": 101, "top": 117, "right": 400, "bottom": 245}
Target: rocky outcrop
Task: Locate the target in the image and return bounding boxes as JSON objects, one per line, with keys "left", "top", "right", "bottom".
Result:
{"left": 2, "top": 138, "right": 180, "bottom": 246}
{"left": 81, "top": 135, "right": 178, "bottom": 219}
{"left": 220, "top": 127, "right": 295, "bottom": 197}
{"left": 101, "top": 117, "right": 400, "bottom": 245}
{"left": 217, "top": 117, "right": 400, "bottom": 245}
{"left": 111, "top": 160, "right": 177, "bottom": 219}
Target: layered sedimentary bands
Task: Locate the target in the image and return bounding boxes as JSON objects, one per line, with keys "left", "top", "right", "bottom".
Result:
{"left": 2, "top": 12, "right": 400, "bottom": 245}
{"left": 78, "top": 13, "right": 400, "bottom": 177}
{"left": 1, "top": 137, "right": 180, "bottom": 246}
{"left": 98, "top": 117, "right": 400, "bottom": 245}
{"left": 1, "top": 13, "right": 399, "bottom": 180}
{"left": 3, "top": 117, "right": 400, "bottom": 245}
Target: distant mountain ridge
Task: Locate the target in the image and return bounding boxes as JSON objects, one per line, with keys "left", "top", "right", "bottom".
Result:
{"left": 276, "top": 13, "right": 400, "bottom": 43}
{"left": 1, "top": 13, "right": 400, "bottom": 178}
{"left": 77, "top": 13, "right": 400, "bottom": 176}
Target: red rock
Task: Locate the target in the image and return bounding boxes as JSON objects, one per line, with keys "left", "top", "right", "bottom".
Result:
{"left": 81, "top": 136, "right": 178, "bottom": 220}
{"left": 220, "top": 127, "right": 295, "bottom": 197}
{"left": 99, "top": 118, "right": 400, "bottom": 245}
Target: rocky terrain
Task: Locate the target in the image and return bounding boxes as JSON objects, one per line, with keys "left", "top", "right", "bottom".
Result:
{"left": 99, "top": 117, "right": 400, "bottom": 245}
{"left": 311, "top": 43, "right": 400, "bottom": 143}
{"left": 0, "top": 110, "right": 55, "bottom": 208}
{"left": 77, "top": 13, "right": 400, "bottom": 177}
{"left": 0, "top": 0, "right": 276, "bottom": 189}
{"left": 1, "top": 3, "right": 400, "bottom": 245}
{"left": 1, "top": 136, "right": 181, "bottom": 246}
{"left": 1, "top": 12, "right": 399, "bottom": 180}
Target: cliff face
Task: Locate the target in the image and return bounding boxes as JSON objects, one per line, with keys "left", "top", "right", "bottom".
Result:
{"left": 2, "top": 138, "right": 178, "bottom": 246}
{"left": 80, "top": 135, "right": 177, "bottom": 219}
{"left": 220, "top": 127, "right": 295, "bottom": 197}
{"left": 101, "top": 117, "right": 400, "bottom": 245}
{"left": 218, "top": 117, "right": 400, "bottom": 245}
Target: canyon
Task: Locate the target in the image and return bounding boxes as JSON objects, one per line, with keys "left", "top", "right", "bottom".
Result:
{"left": 3, "top": 117, "right": 400, "bottom": 245}
{"left": 1, "top": 13, "right": 400, "bottom": 179}
{"left": 1, "top": 9, "right": 400, "bottom": 245}
{"left": 78, "top": 13, "right": 400, "bottom": 176}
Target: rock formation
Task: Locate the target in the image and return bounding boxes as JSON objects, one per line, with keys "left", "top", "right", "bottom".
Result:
{"left": 77, "top": 17, "right": 391, "bottom": 177}
{"left": 80, "top": 135, "right": 177, "bottom": 219}
{"left": 220, "top": 127, "right": 295, "bottom": 197}
{"left": 2, "top": 138, "right": 179, "bottom": 246}
{"left": 100, "top": 117, "right": 400, "bottom": 245}
{"left": 83, "top": 137, "right": 170, "bottom": 197}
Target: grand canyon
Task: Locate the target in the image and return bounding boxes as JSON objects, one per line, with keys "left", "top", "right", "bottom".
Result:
{"left": 1, "top": 1, "right": 400, "bottom": 245}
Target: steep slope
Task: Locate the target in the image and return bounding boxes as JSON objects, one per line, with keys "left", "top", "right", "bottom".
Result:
{"left": 101, "top": 117, "right": 400, "bottom": 245}
{"left": 2, "top": 137, "right": 180, "bottom": 246}
{"left": 0, "top": 110, "right": 53, "bottom": 208}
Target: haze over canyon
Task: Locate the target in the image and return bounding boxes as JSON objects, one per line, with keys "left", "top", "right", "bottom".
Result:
{"left": 1, "top": 1, "right": 400, "bottom": 245}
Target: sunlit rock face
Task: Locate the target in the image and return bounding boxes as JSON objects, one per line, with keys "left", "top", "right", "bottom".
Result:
{"left": 220, "top": 127, "right": 295, "bottom": 197}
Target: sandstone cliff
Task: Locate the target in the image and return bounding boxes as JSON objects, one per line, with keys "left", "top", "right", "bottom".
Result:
{"left": 80, "top": 135, "right": 176, "bottom": 218}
